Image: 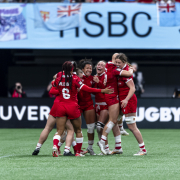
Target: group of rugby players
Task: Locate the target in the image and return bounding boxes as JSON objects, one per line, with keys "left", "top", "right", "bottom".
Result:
{"left": 32, "top": 53, "right": 147, "bottom": 157}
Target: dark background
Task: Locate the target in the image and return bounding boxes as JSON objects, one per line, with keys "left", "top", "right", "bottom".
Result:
{"left": 1, "top": 49, "right": 180, "bottom": 98}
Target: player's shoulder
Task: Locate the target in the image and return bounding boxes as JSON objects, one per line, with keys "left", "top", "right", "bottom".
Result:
{"left": 73, "top": 74, "right": 80, "bottom": 80}
{"left": 124, "top": 64, "right": 129, "bottom": 70}
{"left": 56, "top": 71, "right": 62, "bottom": 78}
{"left": 106, "top": 61, "right": 116, "bottom": 70}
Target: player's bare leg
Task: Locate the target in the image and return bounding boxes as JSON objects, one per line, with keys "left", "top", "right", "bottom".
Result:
{"left": 125, "top": 113, "right": 147, "bottom": 156}
{"left": 32, "top": 115, "right": 56, "bottom": 155}
{"left": 63, "top": 119, "right": 74, "bottom": 156}
{"left": 84, "top": 109, "right": 96, "bottom": 155}
{"left": 52, "top": 116, "right": 67, "bottom": 157}
{"left": 96, "top": 109, "right": 112, "bottom": 155}
{"left": 71, "top": 116, "right": 84, "bottom": 157}
{"left": 98, "top": 103, "right": 119, "bottom": 154}
{"left": 118, "top": 115, "right": 129, "bottom": 136}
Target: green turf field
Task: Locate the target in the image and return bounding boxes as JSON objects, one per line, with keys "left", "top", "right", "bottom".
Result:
{"left": 0, "top": 129, "right": 180, "bottom": 180}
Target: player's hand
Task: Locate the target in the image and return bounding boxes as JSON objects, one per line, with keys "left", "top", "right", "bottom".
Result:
{"left": 129, "top": 66, "right": 135, "bottom": 73}
{"left": 101, "top": 87, "right": 114, "bottom": 94}
{"left": 93, "top": 75, "right": 99, "bottom": 83}
{"left": 53, "top": 74, "right": 57, "bottom": 80}
{"left": 121, "top": 99, "right": 128, "bottom": 108}
{"left": 103, "top": 79, "right": 107, "bottom": 86}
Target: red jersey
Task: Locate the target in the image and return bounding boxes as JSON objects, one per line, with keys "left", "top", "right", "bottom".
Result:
{"left": 105, "top": 61, "right": 122, "bottom": 98}
{"left": 78, "top": 74, "right": 94, "bottom": 106}
{"left": 118, "top": 64, "right": 133, "bottom": 99}
{"left": 94, "top": 72, "right": 106, "bottom": 103}
{"left": 55, "top": 72, "right": 83, "bottom": 104}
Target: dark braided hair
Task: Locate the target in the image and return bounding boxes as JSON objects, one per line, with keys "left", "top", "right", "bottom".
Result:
{"left": 59, "top": 61, "right": 74, "bottom": 90}
{"left": 78, "top": 58, "right": 93, "bottom": 70}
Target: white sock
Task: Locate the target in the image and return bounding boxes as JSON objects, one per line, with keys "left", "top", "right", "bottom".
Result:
{"left": 88, "top": 140, "right": 94, "bottom": 149}
{"left": 100, "top": 135, "right": 107, "bottom": 145}
{"left": 105, "top": 144, "right": 109, "bottom": 151}
{"left": 64, "top": 146, "right": 70, "bottom": 153}
{"left": 36, "top": 143, "right": 42, "bottom": 149}
{"left": 115, "top": 135, "right": 122, "bottom": 150}
{"left": 139, "top": 142, "right": 146, "bottom": 151}
{"left": 58, "top": 142, "right": 63, "bottom": 147}
{"left": 119, "top": 123, "right": 123, "bottom": 130}
{"left": 72, "top": 140, "right": 76, "bottom": 147}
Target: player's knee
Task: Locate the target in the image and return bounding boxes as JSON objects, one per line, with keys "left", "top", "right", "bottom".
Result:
{"left": 87, "top": 123, "right": 95, "bottom": 134}
{"left": 125, "top": 116, "right": 136, "bottom": 125}
{"left": 105, "top": 121, "right": 115, "bottom": 134}
{"left": 96, "top": 121, "right": 105, "bottom": 133}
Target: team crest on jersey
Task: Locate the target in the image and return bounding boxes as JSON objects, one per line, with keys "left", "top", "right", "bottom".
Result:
{"left": 82, "top": 79, "right": 84, "bottom": 82}
{"left": 90, "top": 81, "right": 92, "bottom": 84}
{"left": 79, "top": 81, "right": 83, "bottom": 85}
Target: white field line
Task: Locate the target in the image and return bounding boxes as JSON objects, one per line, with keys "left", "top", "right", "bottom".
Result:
{"left": 0, "top": 155, "right": 15, "bottom": 159}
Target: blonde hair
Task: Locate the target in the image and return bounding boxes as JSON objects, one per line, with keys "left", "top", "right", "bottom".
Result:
{"left": 115, "top": 53, "right": 132, "bottom": 67}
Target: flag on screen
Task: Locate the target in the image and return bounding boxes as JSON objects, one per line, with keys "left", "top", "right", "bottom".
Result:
{"left": 157, "top": 2, "right": 180, "bottom": 26}
{"left": 34, "top": 3, "right": 81, "bottom": 31}
{"left": 0, "top": 5, "right": 27, "bottom": 42}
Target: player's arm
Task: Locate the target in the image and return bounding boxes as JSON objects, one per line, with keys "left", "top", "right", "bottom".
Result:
{"left": 120, "top": 68, "right": 133, "bottom": 77}
{"left": 49, "top": 86, "right": 59, "bottom": 95}
{"left": 121, "top": 79, "right": 135, "bottom": 108}
{"left": 80, "top": 84, "right": 113, "bottom": 94}
{"left": 114, "top": 67, "right": 133, "bottom": 78}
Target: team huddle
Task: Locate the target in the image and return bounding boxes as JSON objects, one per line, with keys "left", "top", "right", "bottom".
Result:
{"left": 32, "top": 53, "right": 147, "bottom": 157}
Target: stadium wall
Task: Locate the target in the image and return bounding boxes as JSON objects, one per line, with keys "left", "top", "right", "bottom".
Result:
{"left": 0, "top": 98, "right": 180, "bottom": 129}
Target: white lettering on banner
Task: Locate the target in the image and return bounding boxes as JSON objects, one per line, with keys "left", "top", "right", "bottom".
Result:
{"left": 145, "top": 107, "right": 159, "bottom": 122}
{"left": 13, "top": 106, "right": 26, "bottom": 121}
{"left": 40, "top": 106, "right": 50, "bottom": 121}
{"left": 160, "top": 108, "right": 172, "bottom": 122}
{"left": 28, "top": 106, "right": 38, "bottom": 121}
{"left": 136, "top": 107, "right": 180, "bottom": 122}
{"left": 170, "top": 107, "right": 180, "bottom": 122}
{"left": 136, "top": 107, "right": 145, "bottom": 122}
{"left": 0, "top": 106, "right": 12, "bottom": 120}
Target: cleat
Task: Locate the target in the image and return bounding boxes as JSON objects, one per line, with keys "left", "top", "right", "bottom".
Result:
{"left": 52, "top": 145, "right": 59, "bottom": 157}
{"left": 80, "top": 150, "right": 88, "bottom": 155}
{"left": 106, "top": 149, "right": 113, "bottom": 155}
{"left": 110, "top": 148, "right": 123, "bottom": 155}
{"left": 32, "top": 148, "right": 40, "bottom": 155}
{"left": 98, "top": 152, "right": 104, "bottom": 155}
{"left": 86, "top": 147, "right": 96, "bottom": 155}
{"left": 97, "top": 141, "right": 107, "bottom": 155}
{"left": 63, "top": 151, "right": 74, "bottom": 156}
{"left": 75, "top": 153, "right": 85, "bottom": 157}
{"left": 133, "top": 150, "right": 147, "bottom": 156}
{"left": 120, "top": 128, "right": 129, "bottom": 136}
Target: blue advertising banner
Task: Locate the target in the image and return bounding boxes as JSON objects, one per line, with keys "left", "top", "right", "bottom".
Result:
{"left": 0, "top": 3, "right": 180, "bottom": 49}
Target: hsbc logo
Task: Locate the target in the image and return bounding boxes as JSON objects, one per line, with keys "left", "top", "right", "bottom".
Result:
{"left": 0, "top": 106, "right": 50, "bottom": 121}
{"left": 136, "top": 107, "right": 180, "bottom": 122}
